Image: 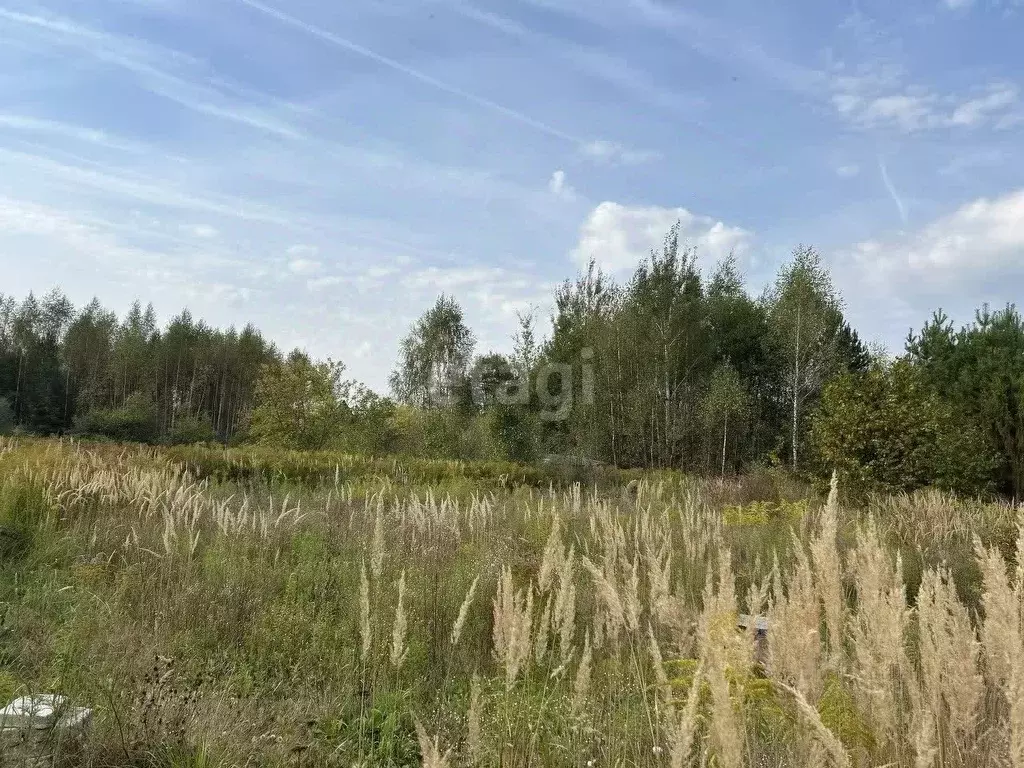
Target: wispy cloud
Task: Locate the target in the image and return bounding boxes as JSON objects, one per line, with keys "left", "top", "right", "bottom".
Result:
{"left": 233, "top": 0, "right": 584, "bottom": 144}
{"left": 450, "top": 3, "right": 706, "bottom": 124}
{"left": 0, "top": 7, "right": 305, "bottom": 140}
{"left": 579, "top": 140, "right": 660, "bottom": 166}
{"left": 949, "top": 83, "right": 1019, "bottom": 127}
{"left": 0, "top": 113, "right": 152, "bottom": 153}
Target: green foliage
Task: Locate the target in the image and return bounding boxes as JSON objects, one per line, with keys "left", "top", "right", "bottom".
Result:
{"left": 909, "top": 305, "right": 1024, "bottom": 497}
{"left": 249, "top": 352, "right": 351, "bottom": 451}
{"left": 817, "top": 672, "right": 875, "bottom": 756}
{"left": 723, "top": 499, "right": 809, "bottom": 526}
{"left": 702, "top": 363, "right": 751, "bottom": 476}
{"left": 0, "top": 291, "right": 278, "bottom": 443}
{"left": 488, "top": 404, "right": 539, "bottom": 463}
{"left": 74, "top": 391, "right": 159, "bottom": 443}
{"left": 0, "top": 480, "right": 51, "bottom": 561}
{"left": 390, "top": 294, "right": 475, "bottom": 409}
{"left": 308, "top": 692, "right": 420, "bottom": 767}
{"left": 0, "top": 397, "right": 13, "bottom": 435}
{"left": 764, "top": 245, "right": 847, "bottom": 471}
{"left": 166, "top": 414, "right": 217, "bottom": 445}
{"left": 811, "top": 359, "right": 996, "bottom": 496}
{"left": 0, "top": 669, "right": 18, "bottom": 703}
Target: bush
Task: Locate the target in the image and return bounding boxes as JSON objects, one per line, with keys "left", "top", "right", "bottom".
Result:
{"left": 488, "top": 405, "right": 539, "bottom": 463}
{"left": 811, "top": 360, "right": 996, "bottom": 496}
{"left": 166, "top": 414, "right": 217, "bottom": 445}
{"left": 74, "top": 392, "right": 159, "bottom": 443}
{"left": 0, "top": 398, "right": 13, "bottom": 436}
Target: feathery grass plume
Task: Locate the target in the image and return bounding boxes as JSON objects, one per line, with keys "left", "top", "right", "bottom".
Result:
{"left": 415, "top": 720, "right": 452, "bottom": 768}
{"left": 391, "top": 570, "right": 409, "bottom": 669}
{"left": 708, "top": 647, "right": 744, "bottom": 768}
{"left": 912, "top": 699, "right": 939, "bottom": 768}
{"left": 360, "top": 559, "right": 373, "bottom": 664}
{"left": 451, "top": 575, "right": 481, "bottom": 647}
{"left": 768, "top": 538, "right": 822, "bottom": 700}
{"left": 1011, "top": 659, "right": 1024, "bottom": 768}
{"left": 648, "top": 545, "right": 675, "bottom": 628}
{"left": 467, "top": 674, "right": 483, "bottom": 765}
{"left": 917, "top": 567, "right": 984, "bottom": 739}
{"left": 850, "top": 517, "right": 910, "bottom": 743}
{"left": 975, "top": 534, "right": 1021, "bottom": 687}
{"left": 573, "top": 632, "right": 593, "bottom": 716}
{"left": 976, "top": 529, "right": 1024, "bottom": 767}
{"left": 775, "top": 681, "right": 852, "bottom": 768}
{"left": 647, "top": 623, "right": 672, "bottom": 703}
{"left": 623, "top": 548, "right": 642, "bottom": 635}
{"left": 812, "top": 470, "right": 845, "bottom": 665}
{"left": 554, "top": 546, "right": 577, "bottom": 666}
{"left": 669, "top": 657, "right": 705, "bottom": 768}
{"left": 492, "top": 567, "right": 534, "bottom": 690}
{"left": 582, "top": 555, "right": 627, "bottom": 645}
{"left": 538, "top": 514, "right": 563, "bottom": 594}
{"left": 371, "top": 504, "right": 385, "bottom": 583}
{"left": 700, "top": 551, "right": 749, "bottom": 675}
{"left": 535, "top": 594, "right": 553, "bottom": 664}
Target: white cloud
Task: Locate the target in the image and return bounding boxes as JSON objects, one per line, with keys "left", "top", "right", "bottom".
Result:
{"left": 403, "top": 266, "right": 523, "bottom": 291}
{"left": 579, "top": 140, "right": 660, "bottom": 166}
{"left": 286, "top": 244, "right": 321, "bottom": 274}
{"left": 846, "top": 188, "right": 1024, "bottom": 293}
{"left": 834, "top": 188, "right": 1024, "bottom": 352}
{"left": 184, "top": 224, "right": 219, "bottom": 238}
{"left": 570, "top": 201, "right": 752, "bottom": 275}
{"left": 949, "top": 83, "right": 1018, "bottom": 127}
{"left": 289, "top": 257, "right": 321, "bottom": 274}
{"left": 831, "top": 80, "right": 941, "bottom": 133}
{"left": 944, "top": 0, "right": 974, "bottom": 8}
{"left": 829, "top": 52, "right": 1017, "bottom": 134}
{"left": 548, "top": 169, "right": 576, "bottom": 200}
{"left": 306, "top": 275, "right": 344, "bottom": 291}
{"left": 836, "top": 164, "right": 861, "bottom": 178}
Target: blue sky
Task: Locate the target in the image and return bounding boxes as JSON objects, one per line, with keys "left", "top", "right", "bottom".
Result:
{"left": 1, "top": 0, "right": 1022, "bottom": 390}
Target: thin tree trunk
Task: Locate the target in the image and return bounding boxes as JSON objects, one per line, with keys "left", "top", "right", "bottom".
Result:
{"left": 721, "top": 411, "right": 729, "bottom": 479}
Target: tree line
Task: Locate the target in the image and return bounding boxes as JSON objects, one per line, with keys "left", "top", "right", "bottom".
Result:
{"left": 0, "top": 292, "right": 278, "bottom": 444}
{"left": 4, "top": 226, "right": 1023, "bottom": 498}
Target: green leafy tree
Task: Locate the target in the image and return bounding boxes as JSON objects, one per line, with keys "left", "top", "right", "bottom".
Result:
{"left": 909, "top": 305, "right": 1024, "bottom": 497}
{"left": 765, "top": 246, "right": 845, "bottom": 471}
{"left": 810, "top": 360, "right": 996, "bottom": 496}
{"left": 249, "top": 352, "right": 350, "bottom": 451}
{"left": 390, "top": 295, "right": 475, "bottom": 409}
{"left": 701, "top": 363, "right": 751, "bottom": 477}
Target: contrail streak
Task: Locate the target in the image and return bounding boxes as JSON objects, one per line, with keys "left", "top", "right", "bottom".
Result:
{"left": 233, "top": 0, "right": 582, "bottom": 145}
{"left": 879, "top": 158, "right": 908, "bottom": 225}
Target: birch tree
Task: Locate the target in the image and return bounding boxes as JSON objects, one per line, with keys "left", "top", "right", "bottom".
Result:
{"left": 765, "top": 246, "right": 844, "bottom": 471}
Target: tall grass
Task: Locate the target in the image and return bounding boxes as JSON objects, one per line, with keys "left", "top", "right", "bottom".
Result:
{"left": 0, "top": 437, "right": 1020, "bottom": 767}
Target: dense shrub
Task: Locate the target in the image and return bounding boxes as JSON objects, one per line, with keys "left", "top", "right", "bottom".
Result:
{"left": 165, "top": 414, "right": 218, "bottom": 445}
{"left": 73, "top": 392, "right": 159, "bottom": 443}
{"left": 811, "top": 360, "right": 997, "bottom": 496}
{"left": 0, "top": 397, "right": 13, "bottom": 435}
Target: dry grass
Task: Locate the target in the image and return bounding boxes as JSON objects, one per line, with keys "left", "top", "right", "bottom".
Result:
{"left": 0, "top": 437, "right": 1020, "bottom": 767}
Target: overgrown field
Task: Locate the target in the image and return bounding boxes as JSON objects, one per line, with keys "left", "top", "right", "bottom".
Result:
{"left": 0, "top": 438, "right": 1022, "bottom": 767}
